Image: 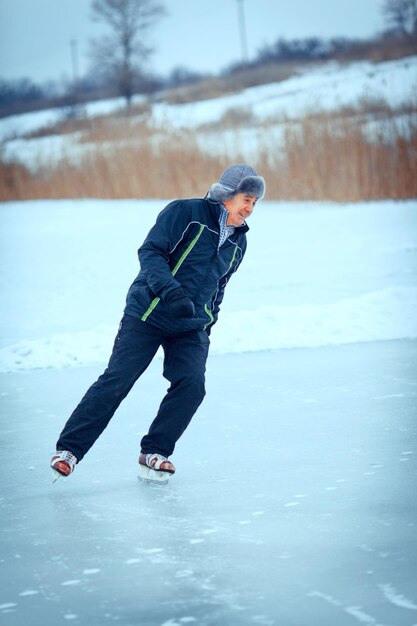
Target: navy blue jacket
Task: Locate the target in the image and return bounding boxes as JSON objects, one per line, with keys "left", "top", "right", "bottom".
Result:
{"left": 124, "top": 198, "right": 248, "bottom": 334}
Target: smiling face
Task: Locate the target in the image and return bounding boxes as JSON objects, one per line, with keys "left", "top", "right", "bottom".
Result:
{"left": 223, "top": 193, "right": 256, "bottom": 227}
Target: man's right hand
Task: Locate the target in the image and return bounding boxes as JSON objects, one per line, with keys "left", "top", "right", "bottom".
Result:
{"left": 165, "top": 288, "right": 195, "bottom": 318}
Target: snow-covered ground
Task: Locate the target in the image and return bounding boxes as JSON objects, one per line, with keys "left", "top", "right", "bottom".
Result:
{"left": 0, "top": 197, "right": 417, "bottom": 625}
{"left": 2, "top": 55, "right": 416, "bottom": 168}
{"left": 1, "top": 199, "right": 416, "bottom": 369}
{"left": 150, "top": 56, "right": 417, "bottom": 129}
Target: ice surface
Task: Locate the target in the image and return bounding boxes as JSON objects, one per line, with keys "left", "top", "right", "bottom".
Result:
{"left": 1, "top": 341, "right": 416, "bottom": 625}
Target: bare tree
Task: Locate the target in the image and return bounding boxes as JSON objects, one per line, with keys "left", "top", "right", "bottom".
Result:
{"left": 90, "top": 0, "right": 166, "bottom": 108}
{"left": 381, "top": 0, "right": 417, "bottom": 38}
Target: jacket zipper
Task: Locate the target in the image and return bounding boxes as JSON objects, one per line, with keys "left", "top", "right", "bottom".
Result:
{"left": 141, "top": 224, "right": 205, "bottom": 321}
{"left": 203, "top": 243, "right": 239, "bottom": 329}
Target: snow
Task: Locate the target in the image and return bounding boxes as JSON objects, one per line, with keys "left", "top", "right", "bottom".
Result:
{"left": 151, "top": 56, "right": 417, "bottom": 129}
{"left": 0, "top": 196, "right": 417, "bottom": 624}
{"left": 1, "top": 198, "right": 416, "bottom": 371}
{"left": 1, "top": 55, "right": 416, "bottom": 168}
{"left": 0, "top": 94, "right": 145, "bottom": 142}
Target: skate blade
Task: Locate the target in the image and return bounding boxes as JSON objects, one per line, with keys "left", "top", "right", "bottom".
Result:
{"left": 138, "top": 464, "right": 170, "bottom": 485}
{"left": 51, "top": 469, "right": 62, "bottom": 483}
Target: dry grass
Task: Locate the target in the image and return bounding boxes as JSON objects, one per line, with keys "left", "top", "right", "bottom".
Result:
{"left": 0, "top": 135, "right": 228, "bottom": 200}
{"left": 264, "top": 112, "right": 417, "bottom": 201}
{"left": 1, "top": 107, "right": 416, "bottom": 202}
{"left": 159, "top": 61, "right": 301, "bottom": 105}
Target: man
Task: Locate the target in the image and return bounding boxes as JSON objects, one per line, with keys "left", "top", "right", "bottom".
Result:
{"left": 51, "top": 163, "right": 265, "bottom": 481}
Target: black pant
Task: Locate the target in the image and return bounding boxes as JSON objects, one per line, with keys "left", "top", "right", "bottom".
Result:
{"left": 56, "top": 315, "right": 210, "bottom": 461}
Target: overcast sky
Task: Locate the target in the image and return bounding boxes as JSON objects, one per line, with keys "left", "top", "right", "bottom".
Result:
{"left": 0, "top": 0, "right": 385, "bottom": 84}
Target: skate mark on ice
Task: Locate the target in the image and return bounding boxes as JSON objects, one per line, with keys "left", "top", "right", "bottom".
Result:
{"left": 175, "top": 569, "right": 195, "bottom": 579}
{"left": 308, "top": 590, "right": 342, "bottom": 607}
{"left": 251, "top": 615, "right": 275, "bottom": 625}
{"left": 160, "top": 618, "right": 197, "bottom": 625}
{"left": 399, "top": 449, "right": 414, "bottom": 461}
{"left": 133, "top": 546, "right": 170, "bottom": 565}
{"left": 143, "top": 547, "right": 164, "bottom": 554}
{"left": 359, "top": 544, "right": 375, "bottom": 553}
{"left": 18, "top": 590, "right": 39, "bottom": 596}
{"left": 83, "top": 568, "right": 101, "bottom": 575}
{"left": 61, "top": 579, "right": 81, "bottom": 586}
{"left": 125, "top": 558, "right": 143, "bottom": 565}
{"left": 284, "top": 501, "right": 299, "bottom": 507}
{"left": 345, "top": 605, "right": 384, "bottom": 625}
{"left": 379, "top": 583, "right": 417, "bottom": 609}
{"left": 309, "top": 591, "right": 387, "bottom": 625}
{"left": 0, "top": 602, "right": 17, "bottom": 611}
{"left": 63, "top": 613, "right": 78, "bottom": 620}
{"left": 358, "top": 544, "right": 391, "bottom": 558}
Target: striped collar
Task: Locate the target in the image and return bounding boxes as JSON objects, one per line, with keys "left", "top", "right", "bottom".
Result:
{"left": 218, "top": 203, "right": 235, "bottom": 247}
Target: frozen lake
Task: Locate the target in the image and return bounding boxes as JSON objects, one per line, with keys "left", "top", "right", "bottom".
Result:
{"left": 1, "top": 339, "right": 416, "bottom": 626}
{"left": 0, "top": 196, "right": 416, "bottom": 624}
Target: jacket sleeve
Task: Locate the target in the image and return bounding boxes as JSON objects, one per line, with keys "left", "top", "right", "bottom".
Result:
{"left": 209, "top": 243, "right": 246, "bottom": 328}
{"left": 138, "top": 200, "right": 193, "bottom": 300}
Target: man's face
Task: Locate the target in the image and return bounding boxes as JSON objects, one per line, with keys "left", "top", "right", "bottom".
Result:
{"left": 223, "top": 193, "right": 256, "bottom": 227}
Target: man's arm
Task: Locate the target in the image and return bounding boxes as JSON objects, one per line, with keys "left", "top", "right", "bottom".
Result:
{"left": 138, "top": 200, "right": 193, "bottom": 300}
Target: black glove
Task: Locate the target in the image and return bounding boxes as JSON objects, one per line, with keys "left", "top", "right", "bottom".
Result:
{"left": 165, "top": 287, "right": 195, "bottom": 319}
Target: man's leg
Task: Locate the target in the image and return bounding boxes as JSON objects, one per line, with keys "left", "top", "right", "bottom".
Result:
{"left": 140, "top": 329, "right": 210, "bottom": 457}
{"left": 56, "top": 316, "right": 162, "bottom": 462}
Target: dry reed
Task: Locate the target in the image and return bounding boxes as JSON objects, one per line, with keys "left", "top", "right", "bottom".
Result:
{"left": 1, "top": 108, "right": 416, "bottom": 202}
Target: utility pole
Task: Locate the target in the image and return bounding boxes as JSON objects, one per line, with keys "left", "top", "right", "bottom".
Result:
{"left": 236, "top": 0, "right": 249, "bottom": 63}
{"left": 69, "top": 39, "right": 81, "bottom": 118}
{"left": 70, "top": 39, "right": 79, "bottom": 87}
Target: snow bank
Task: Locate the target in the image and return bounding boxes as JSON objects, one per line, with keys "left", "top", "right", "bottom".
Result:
{"left": 1, "top": 198, "right": 415, "bottom": 373}
{"left": 0, "top": 286, "right": 416, "bottom": 373}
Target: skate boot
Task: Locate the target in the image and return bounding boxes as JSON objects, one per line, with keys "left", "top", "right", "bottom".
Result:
{"left": 51, "top": 450, "right": 77, "bottom": 482}
{"left": 138, "top": 453, "right": 175, "bottom": 484}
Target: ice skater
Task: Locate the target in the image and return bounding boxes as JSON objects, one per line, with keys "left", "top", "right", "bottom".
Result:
{"left": 51, "top": 164, "right": 266, "bottom": 482}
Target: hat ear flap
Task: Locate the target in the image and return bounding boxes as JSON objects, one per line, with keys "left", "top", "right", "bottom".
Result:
{"left": 207, "top": 182, "right": 235, "bottom": 202}
{"left": 237, "top": 175, "right": 266, "bottom": 200}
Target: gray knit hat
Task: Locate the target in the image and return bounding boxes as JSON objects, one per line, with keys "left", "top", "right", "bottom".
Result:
{"left": 208, "top": 163, "right": 266, "bottom": 202}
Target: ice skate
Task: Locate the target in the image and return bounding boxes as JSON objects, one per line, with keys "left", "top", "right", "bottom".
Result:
{"left": 138, "top": 453, "right": 175, "bottom": 485}
{"left": 51, "top": 450, "right": 77, "bottom": 482}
